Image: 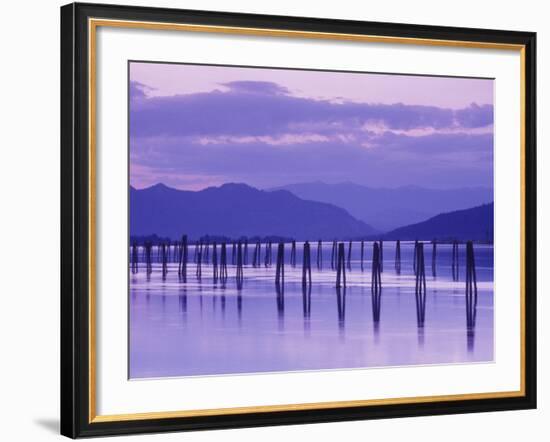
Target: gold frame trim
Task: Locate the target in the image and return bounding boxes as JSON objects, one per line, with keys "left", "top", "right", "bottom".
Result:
{"left": 88, "top": 18, "right": 527, "bottom": 424}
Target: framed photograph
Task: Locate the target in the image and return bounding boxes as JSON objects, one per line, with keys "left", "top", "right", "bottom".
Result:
{"left": 60, "top": 2, "right": 536, "bottom": 438}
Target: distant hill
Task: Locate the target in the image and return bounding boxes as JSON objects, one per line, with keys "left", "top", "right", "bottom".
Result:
{"left": 130, "top": 183, "right": 376, "bottom": 241}
{"left": 382, "top": 203, "right": 494, "bottom": 241}
{"left": 269, "top": 182, "right": 493, "bottom": 232}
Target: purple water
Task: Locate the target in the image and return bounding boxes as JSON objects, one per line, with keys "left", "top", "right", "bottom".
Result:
{"left": 129, "top": 241, "right": 493, "bottom": 379}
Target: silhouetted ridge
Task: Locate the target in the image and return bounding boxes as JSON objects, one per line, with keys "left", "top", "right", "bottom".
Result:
{"left": 130, "top": 183, "right": 376, "bottom": 241}
{"left": 269, "top": 181, "right": 493, "bottom": 232}
{"left": 382, "top": 203, "right": 494, "bottom": 241}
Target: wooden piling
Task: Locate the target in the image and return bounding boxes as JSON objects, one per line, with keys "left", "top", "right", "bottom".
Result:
{"left": 394, "top": 240, "right": 401, "bottom": 275}
{"left": 252, "top": 241, "right": 261, "bottom": 268}
{"left": 178, "top": 235, "right": 188, "bottom": 282}
{"left": 252, "top": 241, "right": 258, "bottom": 268}
{"left": 290, "top": 240, "right": 297, "bottom": 267}
{"left": 413, "top": 240, "right": 418, "bottom": 274}
{"left": 243, "top": 239, "right": 248, "bottom": 265}
{"left": 264, "top": 241, "right": 272, "bottom": 267}
{"left": 220, "top": 242, "right": 228, "bottom": 283}
{"left": 195, "top": 243, "right": 202, "bottom": 280}
{"left": 204, "top": 241, "right": 210, "bottom": 264}
{"left": 331, "top": 241, "right": 337, "bottom": 270}
{"left": 212, "top": 242, "right": 218, "bottom": 284}
{"left": 231, "top": 242, "right": 236, "bottom": 265}
{"left": 161, "top": 243, "right": 168, "bottom": 279}
{"left": 194, "top": 239, "right": 203, "bottom": 262}
{"left": 317, "top": 240, "right": 322, "bottom": 270}
{"left": 347, "top": 241, "right": 352, "bottom": 270}
{"left": 275, "top": 242, "right": 285, "bottom": 287}
{"left": 371, "top": 242, "right": 383, "bottom": 324}
{"left": 236, "top": 241, "right": 244, "bottom": 289}
{"left": 131, "top": 241, "right": 138, "bottom": 274}
{"left": 379, "top": 240, "right": 384, "bottom": 273}
{"left": 452, "top": 240, "right": 459, "bottom": 281}
{"left": 431, "top": 239, "right": 437, "bottom": 277}
{"left": 336, "top": 243, "right": 347, "bottom": 288}
{"left": 465, "top": 241, "right": 478, "bottom": 330}
{"left": 360, "top": 240, "right": 364, "bottom": 272}
{"left": 145, "top": 241, "right": 152, "bottom": 275}
{"left": 302, "top": 241, "right": 312, "bottom": 287}
{"left": 275, "top": 243, "right": 285, "bottom": 321}
{"left": 371, "top": 242, "right": 382, "bottom": 295}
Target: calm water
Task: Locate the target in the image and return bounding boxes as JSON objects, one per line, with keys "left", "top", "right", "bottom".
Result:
{"left": 129, "top": 241, "right": 493, "bottom": 379}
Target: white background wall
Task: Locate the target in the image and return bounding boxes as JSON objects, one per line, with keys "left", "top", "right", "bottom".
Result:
{"left": 0, "top": 0, "right": 546, "bottom": 440}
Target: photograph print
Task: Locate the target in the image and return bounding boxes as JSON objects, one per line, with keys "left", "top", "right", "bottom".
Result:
{"left": 128, "top": 61, "right": 494, "bottom": 379}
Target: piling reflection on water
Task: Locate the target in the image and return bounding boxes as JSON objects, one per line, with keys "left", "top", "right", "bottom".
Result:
{"left": 414, "top": 241, "right": 427, "bottom": 328}
{"left": 465, "top": 241, "right": 478, "bottom": 351}
{"left": 336, "top": 286, "right": 346, "bottom": 333}
{"left": 371, "top": 242, "right": 382, "bottom": 327}
{"left": 129, "top": 239, "right": 494, "bottom": 378}
{"left": 302, "top": 281, "right": 312, "bottom": 317}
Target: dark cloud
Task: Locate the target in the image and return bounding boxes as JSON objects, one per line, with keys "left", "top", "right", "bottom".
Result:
{"left": 454, "top": 103, "right": 493, "bottom": 128}
{"left": 129, "top": 80, "right": 494, "bottom": 189}
{"left": 129, "top": 80, "right": 492, "bottom": 138}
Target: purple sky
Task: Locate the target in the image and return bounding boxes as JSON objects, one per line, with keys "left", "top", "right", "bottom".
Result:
{"left": 129, "top": 62, "right": 494, "bottom": 190}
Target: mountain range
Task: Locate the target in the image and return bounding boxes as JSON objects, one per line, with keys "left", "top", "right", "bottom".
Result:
{"left": 268, "top": 182, "right": 493, "bottom": 232}
{"left": 130, "top": 183, "right": 376, "bottom": 241}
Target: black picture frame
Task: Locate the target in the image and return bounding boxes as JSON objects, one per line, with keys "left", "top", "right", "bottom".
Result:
{"left": 61, "top": 2, "right": 537, "bottom": 438}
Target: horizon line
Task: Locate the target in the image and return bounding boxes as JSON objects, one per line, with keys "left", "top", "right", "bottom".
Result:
{"left": 129, "top": 181, "right": 495, "bottom": 192}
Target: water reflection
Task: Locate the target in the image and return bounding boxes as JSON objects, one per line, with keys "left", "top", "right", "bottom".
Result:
{"left": 302, "top": 283, "right": 311, "bottom": 320}
{"left": 302, "top": 283, "right": 312, "bottom": 334}
{"left": 178, "top": 291, "right": 187, "bottom": 313}
{"left": 372, "top": 289, "right": 382, "bottom": 323}
{"left": 465, "top": 241, "right": 478, "bottom": 352}
{"left": 276, "top": 280, "right": 285, "bottom": 329}
{"left": 414, "top": 242, "right": 427, "bottom": 329}
{"left": 129, "top": 241, "right": 492, "bottom": 378}
{"left": 336, "top": 286, "right": 346, "bottom": 332}
{"left": 237, "top": 293, "right": 243, "bottom": 322}
{"left": 371, "top": 242, "right": 383, "bottom": 340}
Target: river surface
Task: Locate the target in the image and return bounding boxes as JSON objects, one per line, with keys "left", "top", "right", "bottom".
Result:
{"left": 129, "top": 241, "right": 493, "bottom": 379}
